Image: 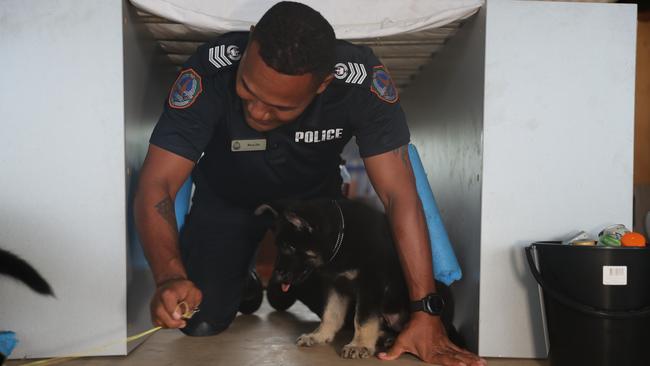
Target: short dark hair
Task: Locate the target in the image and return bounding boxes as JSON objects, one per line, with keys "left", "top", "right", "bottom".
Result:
{"left": 251, "top": 1, "right": 336, "bottom": 80}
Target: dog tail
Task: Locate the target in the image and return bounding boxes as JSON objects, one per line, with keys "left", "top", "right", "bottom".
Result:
{"left": 0, "top": 248, "right": 54, "bottom": 296}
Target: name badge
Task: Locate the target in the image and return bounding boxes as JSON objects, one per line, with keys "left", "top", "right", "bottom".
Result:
{"left": 231, "top": 139, "right": 267, "bottom": 152}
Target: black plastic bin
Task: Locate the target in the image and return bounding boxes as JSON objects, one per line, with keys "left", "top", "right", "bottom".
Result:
{"left": 526, "top": 241, "right": 650, "bottom": 366}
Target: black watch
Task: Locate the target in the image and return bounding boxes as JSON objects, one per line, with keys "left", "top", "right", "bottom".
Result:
{"left": 409, "top": 293, "right": 445, "bottom": 315}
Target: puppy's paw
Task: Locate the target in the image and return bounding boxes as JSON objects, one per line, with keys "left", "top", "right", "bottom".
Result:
{"left": 296, "top": 333, "right": 330, "bottom": 347}
{"left": 341, "top": 344, "right": 374, "bottom": 359}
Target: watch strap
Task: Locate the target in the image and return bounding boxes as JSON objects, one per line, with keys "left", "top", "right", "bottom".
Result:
{"left": 409, "top": 293, "right": 444, "bottom": 315}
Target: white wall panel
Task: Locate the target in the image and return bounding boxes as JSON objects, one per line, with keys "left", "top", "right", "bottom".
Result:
{"left": 480, "top": 0, "right": 636, "bottom": 357}
{"left": 401, "top": 0, "right": 636, "bottom": 358}
{"left": 0, "top": 0, "right": 127, "bottom": 357}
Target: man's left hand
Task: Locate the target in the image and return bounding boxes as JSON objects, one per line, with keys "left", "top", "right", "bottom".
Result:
{"left": 378, "top": 312, "right": 487, "bottom": 365}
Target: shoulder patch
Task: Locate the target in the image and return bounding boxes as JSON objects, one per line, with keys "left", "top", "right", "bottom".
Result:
{"left": 169, "top": 68, "right": 203, "bottom": 109}
{"left": 208, "top": 44, "right": 241, "bottom": 69}
{"left": 370, "top": 65, "right": 398, "bottom": 104}
{"left": 333, "top": 62, "right": 367, "bottom": 85}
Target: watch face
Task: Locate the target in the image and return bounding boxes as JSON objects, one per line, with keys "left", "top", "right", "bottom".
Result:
{"left": 424, "top": 294, "right": 445, "bottom": 314}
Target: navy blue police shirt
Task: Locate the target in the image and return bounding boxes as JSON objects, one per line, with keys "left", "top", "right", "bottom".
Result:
{"left": 150, "top": 32, "right": 410, "bottom": 208}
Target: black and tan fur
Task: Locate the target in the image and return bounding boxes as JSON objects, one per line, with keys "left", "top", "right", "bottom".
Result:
{"left": 256, "top": 199, "right": 412, "bottom": 359}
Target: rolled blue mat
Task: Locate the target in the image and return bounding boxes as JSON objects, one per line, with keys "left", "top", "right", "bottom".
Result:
{"left": 0, "top": 331, "right": 17, "bottom": 362}
{"left": 175, "top": 178, "right": 193, "bottom": 231}
{"left": 408, "top": 144, "right": 462, "bottom": 285}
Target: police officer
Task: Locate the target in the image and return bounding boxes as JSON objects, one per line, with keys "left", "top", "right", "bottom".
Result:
{"left": 134, "top": 2, "right": 485, "bottom": 365}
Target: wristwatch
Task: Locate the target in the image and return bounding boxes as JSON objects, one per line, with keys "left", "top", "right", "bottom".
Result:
{"left": 409, "top": 293, "right": 445, "bottom": 315}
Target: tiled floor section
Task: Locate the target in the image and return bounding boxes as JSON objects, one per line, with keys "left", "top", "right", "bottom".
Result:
{"left": 9, "top": 300, "right": 548, "bottom": 366}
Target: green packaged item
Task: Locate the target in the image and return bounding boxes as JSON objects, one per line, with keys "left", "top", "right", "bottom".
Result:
{"left": 598, "top": 234, "right": 621, "bottom": 247}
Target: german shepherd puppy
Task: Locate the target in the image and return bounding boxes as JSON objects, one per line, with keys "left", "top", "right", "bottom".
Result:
{"left": 256, "top": 199, "right": 412, "bottom": 359}
{"left": 0, "top": 248, "right": 54, "bottom": 296}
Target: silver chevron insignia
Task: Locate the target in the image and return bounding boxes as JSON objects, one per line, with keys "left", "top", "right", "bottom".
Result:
{"left": 345, "top": 62, "right": 367, "bottom": 84}
{"left": 208, "top": 45, "right": 232, "bottom": 69}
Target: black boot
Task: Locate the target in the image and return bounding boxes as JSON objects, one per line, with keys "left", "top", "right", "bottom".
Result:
{"left": 238, "top": 271, "right": 263, "bottom": 315}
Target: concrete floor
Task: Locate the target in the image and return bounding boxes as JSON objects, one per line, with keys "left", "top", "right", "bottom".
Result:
{"left": 9, "top": 300, "right": 549, "bottom": 366}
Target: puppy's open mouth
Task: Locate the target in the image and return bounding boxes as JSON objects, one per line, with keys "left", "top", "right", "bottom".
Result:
{"left": 279, "top": 267, "right": 314, "bottom": 292}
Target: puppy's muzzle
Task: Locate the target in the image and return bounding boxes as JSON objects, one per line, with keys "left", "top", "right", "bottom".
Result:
{"left": 274, "top": 267, "right": 314, "bottom": 292}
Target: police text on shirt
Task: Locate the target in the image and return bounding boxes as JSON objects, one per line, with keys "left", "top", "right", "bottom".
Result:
{"left": 294, "top": 128, "right": 343, "bottom": 143}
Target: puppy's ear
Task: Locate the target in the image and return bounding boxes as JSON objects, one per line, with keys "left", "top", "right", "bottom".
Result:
{"left": 284, "top": 211, "right": 313, "bottom": 233}
{"left": 254, "top": 203, "right": 279, "bottom": 217}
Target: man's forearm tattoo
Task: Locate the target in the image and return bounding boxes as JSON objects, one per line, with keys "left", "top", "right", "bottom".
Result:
{"left": 154, "top": 196, "right": 176, "bottom": 228}
{"left": 391, "top": 145, "right": 410, "bottom": 167}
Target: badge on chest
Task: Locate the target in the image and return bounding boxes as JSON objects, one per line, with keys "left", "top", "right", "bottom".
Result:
{"left": 231, "top": 139, "right": 267, "bottom": 152}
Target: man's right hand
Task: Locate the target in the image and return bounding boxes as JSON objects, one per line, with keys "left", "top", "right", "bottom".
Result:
{"left": 150, "top": 278, "right": 203, "bottom": 329}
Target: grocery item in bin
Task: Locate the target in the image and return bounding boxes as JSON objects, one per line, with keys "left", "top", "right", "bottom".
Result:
{"left": 562, "top": 231, "right": 597, "bottom": 246}
{"left": 599, "top": 224, "right": 630, "bottom": 240}
{"left": 562, "top": 231, "right": 589, "bottom": 245}
{"left": 598, "top": 224, "right": 630, "bottom": 247}
{"left": 572, "top": 240, "right": 597, "bottom": 246}
{"left": 599, "top": 234, "right": 621, "bottom": 247}
{"left": 621, "top": 232, "right": 647, "bottom": 247}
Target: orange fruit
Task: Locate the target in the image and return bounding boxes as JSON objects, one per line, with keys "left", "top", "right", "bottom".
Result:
{"left": 621, "top": 232, "right": 647, "bottom": 247}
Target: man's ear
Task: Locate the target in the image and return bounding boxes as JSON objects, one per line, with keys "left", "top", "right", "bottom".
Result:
{"left": 284, "top": 211, "right": 313, "bottom": 233}
{"left": 316, "top": 74, "right": 334, "bottom": 95}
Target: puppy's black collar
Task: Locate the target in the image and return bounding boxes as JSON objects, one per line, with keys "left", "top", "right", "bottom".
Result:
{"left": 327, "top": 200, "right": 345, "bottom": 263}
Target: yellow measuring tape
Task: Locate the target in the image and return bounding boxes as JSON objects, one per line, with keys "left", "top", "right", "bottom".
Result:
{"left": 20, "top": 302, "right": 199, "bottom": 366}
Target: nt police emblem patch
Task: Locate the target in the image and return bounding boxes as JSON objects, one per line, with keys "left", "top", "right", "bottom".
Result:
{"left": 370, "top": 65, "right": 398, "bottom": 104}
{"left": 169, "top": 69, "right": 203, "bottom": 109}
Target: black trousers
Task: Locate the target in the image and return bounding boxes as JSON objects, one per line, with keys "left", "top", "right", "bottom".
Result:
{"left": 178, "top": 184, "right": 326, "bottom": 336}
